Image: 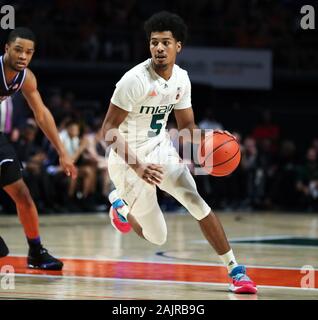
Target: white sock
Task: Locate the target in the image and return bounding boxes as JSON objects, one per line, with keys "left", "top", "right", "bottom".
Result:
{"left": 109, "top": 189, "right": 119, "bottom": 203}
{"left": 218, "top": 249, "right": 238, "bottom": 273}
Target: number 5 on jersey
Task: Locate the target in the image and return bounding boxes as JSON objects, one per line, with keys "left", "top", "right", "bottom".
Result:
{"left": 148, "top": 114, "right": 165, "bottom": 137}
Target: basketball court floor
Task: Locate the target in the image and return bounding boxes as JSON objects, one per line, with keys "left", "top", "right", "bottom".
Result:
{"left": 0, "top": 211, "right": 317, "bottom": 300}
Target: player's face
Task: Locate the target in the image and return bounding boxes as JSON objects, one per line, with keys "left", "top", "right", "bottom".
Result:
{"left": 5, "top": 37, "right": 35, "bottom": 72}
{"left": 150, "top": 31, "right": 181, "bottom": 71}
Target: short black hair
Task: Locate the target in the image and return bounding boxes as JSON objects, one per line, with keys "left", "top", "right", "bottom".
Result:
{"left": 144, "top": 11, "right": 188, "bottom": 44}
{"left": 7, "top": 27, "right": 36, "bottom": 45}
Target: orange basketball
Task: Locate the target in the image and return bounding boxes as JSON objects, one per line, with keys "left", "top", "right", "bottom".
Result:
{"left": 198, "top": 131, "right": 241, "bottom": 177}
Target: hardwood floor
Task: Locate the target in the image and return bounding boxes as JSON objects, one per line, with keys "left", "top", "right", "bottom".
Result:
{"left": 1, "top": 212, "right": 317, "bottom": 299}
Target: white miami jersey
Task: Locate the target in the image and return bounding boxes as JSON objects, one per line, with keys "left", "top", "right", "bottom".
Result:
{"left": 110, "top": 58, "right": 191, "bottom": 150}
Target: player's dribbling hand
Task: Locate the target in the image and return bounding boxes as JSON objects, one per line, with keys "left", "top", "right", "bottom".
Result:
{"left": 59, "top": 154, "right": 78, "bottom": 179}
{"left": 134, "top": 163, "right": 164, "bottom": 186}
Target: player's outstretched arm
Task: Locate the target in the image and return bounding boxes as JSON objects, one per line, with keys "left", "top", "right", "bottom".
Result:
{"left": 102, "top": 102, "right": 163, "bottom": 185}
{"left": 21, "top": 69, "right": 77, "bottom": 179}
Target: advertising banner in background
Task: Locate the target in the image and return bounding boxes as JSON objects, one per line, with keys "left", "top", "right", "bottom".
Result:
{"left": 177, "top": 47, "right": 272, "bottom": 90}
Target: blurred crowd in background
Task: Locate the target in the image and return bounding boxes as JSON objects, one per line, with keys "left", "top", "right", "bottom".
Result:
{"left": 2, "top": 0, "right": 317, "bottom": 70}
{"left": 0, "top": 0, "right": 317, "bottom": 214}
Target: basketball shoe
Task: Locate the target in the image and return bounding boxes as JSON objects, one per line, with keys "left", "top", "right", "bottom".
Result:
{"left": 108, "top": 190, "right": 132, "bottom": 234}
{"left": 0, "top": 236, "right": 9, "bottom": 258}
{"left": 229, "top": 265, "right": 257, "bottom": 294}
{"left": 27, "top": 245, "right": 63, "bottom": 270}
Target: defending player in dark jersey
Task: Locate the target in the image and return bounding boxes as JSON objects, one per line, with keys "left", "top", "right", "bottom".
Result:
{"left": 0, "top": 27, "right": 77, "bottom": 270}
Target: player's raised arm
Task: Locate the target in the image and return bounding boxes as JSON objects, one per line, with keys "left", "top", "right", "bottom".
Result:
{"left": 102, "top": 102, "right": 163, "bottom": 185}
{"left": 21, "top": 69, "right": 77, "bottom": 179}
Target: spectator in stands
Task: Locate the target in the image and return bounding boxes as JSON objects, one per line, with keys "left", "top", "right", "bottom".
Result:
{"left": 59, "top": 120, "right": 97, "bottom": 211}
{"left": 240, "top": 136, "right": 262, "bottom": 209}
{"left": 311, "top": 138, "right": 318, "bottom": 156}
{"left": 251, "top": 109, "right": 280, "bottom": 154}
{"left": 296, "top": 147, "right": 318, "bottom": 212}
{"left": 269, "top": 140, "right": 298, "bottom": 210}
{"left": 48, "top": 91, "right": 78, "bottom": 127}
{"left": 256, "top": 137, "right": 277, "bottom": 209}
{"left": 84, "top": 126, "right": 111, "bottom": 203}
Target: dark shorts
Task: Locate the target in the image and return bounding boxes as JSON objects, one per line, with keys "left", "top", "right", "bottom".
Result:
{"left": 0, "top": 133, "right": 23, "bottom": 187}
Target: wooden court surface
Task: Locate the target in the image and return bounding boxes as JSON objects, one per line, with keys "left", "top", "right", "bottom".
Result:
{"left": 0, "top": 212, "right": 317, "bottom": 300}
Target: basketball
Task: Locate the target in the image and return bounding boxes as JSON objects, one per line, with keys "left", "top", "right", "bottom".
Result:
{"left": 198, "top": 131, "right": 241, "bottom": 176}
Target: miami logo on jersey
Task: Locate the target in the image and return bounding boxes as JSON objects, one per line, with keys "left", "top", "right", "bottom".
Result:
{"left": 140, "top": 104, "right": 175, "bottom": 115}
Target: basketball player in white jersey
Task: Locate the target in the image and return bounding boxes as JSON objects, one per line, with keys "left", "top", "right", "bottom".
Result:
{"left": 102, "top": 11, "right": 257, "bottom": 294}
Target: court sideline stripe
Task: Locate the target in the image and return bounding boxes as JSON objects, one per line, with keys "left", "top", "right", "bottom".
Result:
{"left": 1, "top": 256, "right": 317, "bottom": 289}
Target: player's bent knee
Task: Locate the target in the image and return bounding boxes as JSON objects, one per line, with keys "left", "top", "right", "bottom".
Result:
{"left": 187, "top": 198, "right": 211, "bottom": 221}
{"left": 143, "top": 230, "right": 167, "bottom": 246}
{"left": 173, "top": 188, "right": 211, "bottom": 221}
